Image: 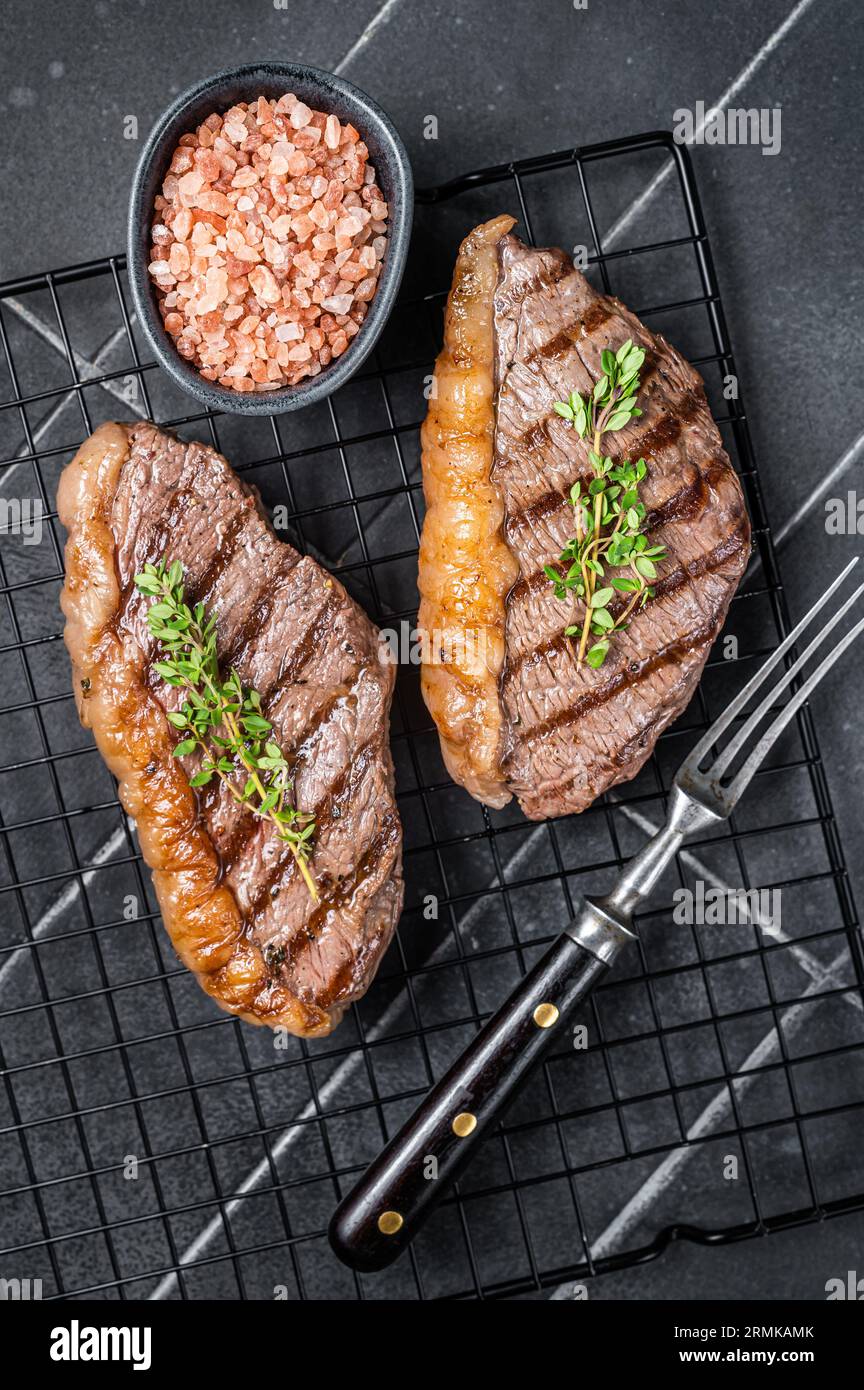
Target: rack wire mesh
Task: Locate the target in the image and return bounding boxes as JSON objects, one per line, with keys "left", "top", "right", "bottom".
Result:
{"left": 0, "top": 132, "right": 862, "bottom": 1301}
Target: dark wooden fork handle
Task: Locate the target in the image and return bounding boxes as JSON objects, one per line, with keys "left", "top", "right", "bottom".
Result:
{"left": 328, "top": 930, "right": 609, "bottom": 1273}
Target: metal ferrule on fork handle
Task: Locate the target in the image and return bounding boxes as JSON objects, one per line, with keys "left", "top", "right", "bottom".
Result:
{"left": 565, "top": 894, "right": 638, "bottom": 960}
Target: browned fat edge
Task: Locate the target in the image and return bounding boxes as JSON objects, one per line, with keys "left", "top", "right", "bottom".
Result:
{"left": 435, "top": 218, "right": 522, "bottom": 806}
{"left": 275, "top": 809, "right": 401, "bottom": 1003}
{"left": 504, "top": 522, "right": 749, "bottom": 687}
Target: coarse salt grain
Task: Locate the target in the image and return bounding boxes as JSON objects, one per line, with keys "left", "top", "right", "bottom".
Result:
{"left": 178, "top": 169, "right": 204, "bottom": 198}
{"left": 289, "top": 102, "right": 312, "bottom": 128}
{"left": 320, "top": 294, "right": 354, "bottom": 315}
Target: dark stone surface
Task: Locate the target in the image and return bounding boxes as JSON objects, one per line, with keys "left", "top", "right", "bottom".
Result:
{"left": 1, "top": 0, "right": 862, "bottom": 1303}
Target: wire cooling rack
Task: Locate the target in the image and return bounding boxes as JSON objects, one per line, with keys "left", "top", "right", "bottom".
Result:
{"left": 0, "top": 132, "right": 862, "bottom": 1302}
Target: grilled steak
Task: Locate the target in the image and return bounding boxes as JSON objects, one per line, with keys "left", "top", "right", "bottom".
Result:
{"left": 418, "top": 218, "right": 750, "bottom": 819}
{"left": 59, "top": 421, "right": 403, "bottom": 1036}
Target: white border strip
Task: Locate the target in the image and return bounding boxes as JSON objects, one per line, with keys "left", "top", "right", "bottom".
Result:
{"left": 0, "top": 0, "right": 838, "bottom": 1299}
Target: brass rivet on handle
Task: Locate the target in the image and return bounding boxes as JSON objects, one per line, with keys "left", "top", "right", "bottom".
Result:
{"left": 378, "top": 1210, "right": 403, "bottom": 1236}
{"left": 452, "top": 1111, "right": 477, "bottom": 1137}
{"left": 533, "top": 1002, "right": 559, "bottom": 1029}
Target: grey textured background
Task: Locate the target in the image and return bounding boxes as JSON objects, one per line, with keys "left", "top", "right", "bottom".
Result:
{"left": 1, "top": 0, "right": 863, "bottom": 1301}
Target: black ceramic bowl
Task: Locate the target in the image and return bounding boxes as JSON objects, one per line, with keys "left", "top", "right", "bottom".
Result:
{"left": 128, "top": 63, "right": 413, "bottom": 415}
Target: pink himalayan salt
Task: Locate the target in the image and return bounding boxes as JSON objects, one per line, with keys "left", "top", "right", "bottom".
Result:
{"left": 289, "top": 101, "right": 312, "bottom": 129}
{"left": 178, "top": 169, "right": 204, "bottom": 198}
{"left": 248, "top": 264, "right": 281, "bottom": 304}
{"left": 147, "top": 92, "right": 389, "bottom": 392}
{"left": 168, "top": 242, "right": 190, "bottom": 277}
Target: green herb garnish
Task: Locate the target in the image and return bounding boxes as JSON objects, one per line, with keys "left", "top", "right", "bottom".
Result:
{"left": 547, "top": 339, "right": 667, "bottom": 667}
{"left": 134, "top": 557, "right": 317, "bottom": 902}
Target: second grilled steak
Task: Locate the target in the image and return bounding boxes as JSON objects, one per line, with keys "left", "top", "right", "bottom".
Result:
{"left": 59, "top": 421, "right": 403, "bottom": 1036}
{"left": 418, "top": 219, "right": 750, "bottom": 819}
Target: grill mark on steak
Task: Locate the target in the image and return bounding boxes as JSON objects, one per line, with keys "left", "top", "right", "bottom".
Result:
{"left": 503, "top": 521, "right": 748, "bottom": 686}
{"left": 522, "top": 298, "right": 614, "bottom": 368}
{"left": 501, "top": 355, "right": 662, "bottom": 465}
{"left": 505, "top": 389, "right": 705, "bottom": 540}
{"left": 506, "top": 452, "right": 735, "bottom": 605}
{"left": 636, "top": 391, "right": 703, "bottom": 456}
{"left": 517, "top": 419, "right": 552, "bottom": 454}
{"left": 244, "top": 735, "right": 379, "bottom": 925}
{"left": 488, "top": 231, "right": 750, "bottom": 819}
{"left": 219, "top": 551, "right": 300, "bottom": 672}
{"left": 507, "top": 254, "right": 573, "bottom": 304}
{"left": 514, "top": 614, "right": 721, "bottom": 748}
{"left": 184, "top": 539, "right": 376, "bottom": 873}
{"left": 529, "top": 324, "right": 579, "bottom": 364}
{"left": 212, "top": 592, "right": 363, "bottom": 868}
{"left": 218, "top": 667, "right": 369, "bottom": 872}
{"left": 579, "top": 297, "right": 616, "bottom": 336}
{"left": 647, "top": 454, "right": 739, "bottom": 528}
{"left": 189, "top": 508, "right": 252, "bottom": 609}
{"left": 276, "top": 809, "right": 401, "bottom": 1006}
{"left": 117, "top": 487, "right": 193, "bottom": 610}
{"left": 261, "top": 586, "right": 343, "bottom": 709}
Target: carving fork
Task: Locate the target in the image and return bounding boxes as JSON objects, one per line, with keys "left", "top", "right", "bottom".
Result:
{"left": 330, "top": 559, "right": 864, "bottom": 1271}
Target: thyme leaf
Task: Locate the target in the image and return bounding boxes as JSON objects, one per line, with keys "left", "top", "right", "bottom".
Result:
{"left": 547, "top": 339, "right": 667, "bottom": 666}
{"left": 134, "top": 556, "right": 318, "bottom": 902}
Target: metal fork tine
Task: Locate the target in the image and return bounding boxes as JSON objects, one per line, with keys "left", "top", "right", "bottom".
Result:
{"left": 682, "top": 557, "right": 859, "bottom": 775}
{"left": 708, "top": 579, "right": 864, "bottom": 782}
{"left": 726, "top": 609, "right": 864, "bottom": 806}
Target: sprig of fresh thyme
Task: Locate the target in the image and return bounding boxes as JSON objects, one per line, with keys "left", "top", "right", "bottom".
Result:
{"left": 134, "top": 557, "right": 317, "bottom": 901}
{"left": 546, "top": 339, "right": 667, "bottom": 667}
{"left": 553, "top": 338, "right": 645, "bottom": 441}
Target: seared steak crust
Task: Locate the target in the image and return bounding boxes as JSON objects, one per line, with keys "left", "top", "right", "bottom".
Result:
{"left": 418, "top": 220, "right": 749, "bottom": 821}
{"left": 59, "top": 421, "right": 403, "bottom": 1036}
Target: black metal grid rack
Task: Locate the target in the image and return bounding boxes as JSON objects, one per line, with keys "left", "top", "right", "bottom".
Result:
{"left": 0, "top": 132, "right": 862, "bottom": 1302}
